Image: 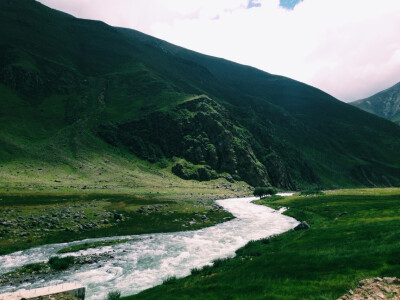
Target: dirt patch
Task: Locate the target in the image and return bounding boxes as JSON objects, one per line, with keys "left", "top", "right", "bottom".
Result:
{"left": 338, "top": 277, "right": 400, "bottom": 299}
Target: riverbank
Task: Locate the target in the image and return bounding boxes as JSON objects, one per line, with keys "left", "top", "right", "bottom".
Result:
{"left": 0, "top": 196, "right": 298, "bottom": 299}
{"left": 125, "top": 188, "right": 400, "bottom": 299}
{"left": 0, "top": 184, "right": 251, "bottom": 255}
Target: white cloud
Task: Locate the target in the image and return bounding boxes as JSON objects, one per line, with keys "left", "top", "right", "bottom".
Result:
{"left": 38, "top": 0, "right": 400, "bottom": 101}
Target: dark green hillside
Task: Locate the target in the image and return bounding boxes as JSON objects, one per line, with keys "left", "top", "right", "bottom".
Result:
{"left": 351, "top": 82, "right": 400, "bottom": 125}
{"left": 1, "top": 0, "right": 400, "bottom": 190}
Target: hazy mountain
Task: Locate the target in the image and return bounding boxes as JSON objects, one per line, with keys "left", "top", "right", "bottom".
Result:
{"left": 351, "top": 82, "right": 400, "bottom": 125}
{"left": 1, "top": 0, "right": 400, "bottom": 189}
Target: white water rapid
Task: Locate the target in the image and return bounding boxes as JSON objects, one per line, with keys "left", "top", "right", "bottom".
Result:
{"left": 0, "top": 195, "right": 298, "bottom": 299}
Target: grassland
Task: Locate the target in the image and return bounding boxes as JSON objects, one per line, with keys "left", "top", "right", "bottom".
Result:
{"left": 124, "top": 188, "right": 400, "bottom": 300}
{"left": 0, "top": 165, "right": 250, "bottom": 256}
{"left": 0, "top": 188, "right": 246, "bottom": 256}
{"left": 0, "top": 128, "right": 253, "bottom": 256}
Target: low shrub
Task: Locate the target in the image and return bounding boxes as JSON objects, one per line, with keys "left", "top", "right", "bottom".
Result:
{"left": 106, "top": 290, "right": 121, "bottom": 300}
{"left": 163, "top": 276, "right": 178, "bottom": 285}
{"left": 190, "top": 267, "right": 202, "bottom": 275}
{"left": 48, "top": 256, "right": 74, "bottom": 271}
{"left": 253, "top": 187, "right": 277, "bottom": 198}
{"left": 212, "top": 257, "right": 231, "bottom": 268}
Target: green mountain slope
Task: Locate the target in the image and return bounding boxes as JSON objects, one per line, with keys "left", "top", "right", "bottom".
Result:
{"left": 1, "top": 0, "right": 400, "bottom": 190}
{"left": 351, "top": 82, "right": 400, "bottom": 125}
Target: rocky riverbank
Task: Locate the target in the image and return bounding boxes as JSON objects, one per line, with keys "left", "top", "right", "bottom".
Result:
{"left": 0, "top": 252, "right": 115, "bottom": 288}
{"left": 0, "top": 202, "right": 126, "bottom": 239}
{"left": 30, "top": 293, "right": 80, "bottom": 300}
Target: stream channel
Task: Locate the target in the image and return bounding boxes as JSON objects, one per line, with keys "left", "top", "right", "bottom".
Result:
{"left": 0, "top": 195, "right": 299, "bottom": 299}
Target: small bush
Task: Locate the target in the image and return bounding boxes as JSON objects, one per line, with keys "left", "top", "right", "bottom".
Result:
{"left": 261, "top": 238, "right": 270, "bottom": 244}
{"left": 48, "top": 256, "right": 74, "bottom": 271}
{"left": 106, "top": 290, "right": 121, "bottom": 300}
{"left": 200, "top": 265, "right": 214, "bottom": 276}
{"left": 253, "top": 187, "right": 277, "bottom": 198}
{"left": 163, "top": 276, "right": 178, "bottom": 285}
{"left": 190, "top": 267, "right": 202, "bottom": 275}
{"left": 157, "top": 158, "right": 169, "bottom": 169}
{"left": 212, "top": 257, "right": 231, "bottom": 268}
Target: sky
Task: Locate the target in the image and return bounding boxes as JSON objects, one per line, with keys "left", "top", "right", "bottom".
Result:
{"left": 37, "top": 0, "right": 400, "bottom": 102}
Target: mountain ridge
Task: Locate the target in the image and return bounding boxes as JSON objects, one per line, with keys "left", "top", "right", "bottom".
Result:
{"left": 351, "top": 82, "right": 400, "bottom": 125}
{"left": 1, "top": 0, "right": 400, "bottom": 190}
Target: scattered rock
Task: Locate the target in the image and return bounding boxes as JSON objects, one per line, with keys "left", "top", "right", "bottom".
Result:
{"left": 294, "top": 221, "right": 310, "bottom": 231}
{"left": 338, "top": 277, "right": 400, "bottom": 300}
{"left": 384, "top": 277, "right": 398, "bottom": 284}
{"left": 113, "top": 213, "right": 123, "bottom": 221}
{"left": 0, "top": 252, "right": 115, "bottom": 288}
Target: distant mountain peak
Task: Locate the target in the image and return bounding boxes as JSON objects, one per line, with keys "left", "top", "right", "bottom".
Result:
{"left": 351, "top": 82, "right": 400, "bottom": 125}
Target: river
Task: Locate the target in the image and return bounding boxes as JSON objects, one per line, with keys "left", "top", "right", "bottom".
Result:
{"left": 0, "top": 195, "right": 298, "bottom": 299}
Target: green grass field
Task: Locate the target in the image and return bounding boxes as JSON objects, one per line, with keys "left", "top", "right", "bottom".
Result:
{"left": 124, "top": 188, "right": 400, "bottom": 300}
{"left": 0, "top": 177, "right": 249, "bottom": 255}
{"left": 0, "top": 136, "right": 252, "bottom": 255}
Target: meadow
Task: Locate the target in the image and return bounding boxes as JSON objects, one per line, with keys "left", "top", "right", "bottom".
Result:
{"left": 0, "top": 174, "right": 249, "bottom": 255}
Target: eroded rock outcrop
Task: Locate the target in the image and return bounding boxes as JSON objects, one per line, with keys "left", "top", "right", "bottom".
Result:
{"left": 99, "top": 96, "right": 286, "bottom": 187}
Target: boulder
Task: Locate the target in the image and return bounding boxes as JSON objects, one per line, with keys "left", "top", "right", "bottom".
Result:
{"left": 113, "top": 213, "right": 123, "bottom": 220}
{"left": 294, "top": 221, "right": 310, "bottom": 231}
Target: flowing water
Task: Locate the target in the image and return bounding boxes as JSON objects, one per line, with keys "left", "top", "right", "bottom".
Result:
{"left": 0, "top": 195, "right": 298, "bottom": 299}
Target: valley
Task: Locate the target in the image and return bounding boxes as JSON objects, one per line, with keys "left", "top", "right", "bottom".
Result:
{"left": 1, "top": 1, "right": 400, "bottom": 299}
{"left": 0, "top": 195, "right": 298, "bottom": 300}
{"left": 127, "top": 188, "right": 400, "bottom": 300}
{"left": 1, "top": 188, "right": 400, "bottom": 300}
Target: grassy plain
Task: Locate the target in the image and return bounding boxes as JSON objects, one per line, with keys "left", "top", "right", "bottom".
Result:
{"left": 0, "top": 164, "right": 250, "bottom": 256}
{"left": 125, "top": 188, "right": 400, "bottom": 300}
{"left": 0, "top": 189, "right": 244, "bottom": 256}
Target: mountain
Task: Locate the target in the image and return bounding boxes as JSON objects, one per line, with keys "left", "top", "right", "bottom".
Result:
{"left": 351, "top": 82, "right": 400, "bottom": 125}
{"left": 1, "top": 0, "right": 400, "bottom": 190}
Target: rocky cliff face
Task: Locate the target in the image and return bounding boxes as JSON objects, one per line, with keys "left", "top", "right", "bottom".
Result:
{"left": 99, "top": 96, "right": 295, "bottom": 188}
{"left": 352, "top": 82, "right": 400, "bottom": 125}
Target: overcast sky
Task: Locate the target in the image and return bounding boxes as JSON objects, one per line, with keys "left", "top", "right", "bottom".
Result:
{"left": 37, "top": 0, "right": 400, "bottom": 102}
